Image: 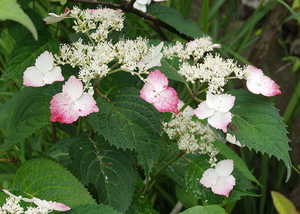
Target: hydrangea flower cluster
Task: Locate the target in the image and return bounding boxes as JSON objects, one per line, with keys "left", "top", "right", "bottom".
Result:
{"left": 23, "top": 6, "right": 282, "bottom": 198}
{"left": 1, "top": 189, "right": 70, "bottom": 214}
{"left": 163, "top": 100, "right": 219, "bottom": 165}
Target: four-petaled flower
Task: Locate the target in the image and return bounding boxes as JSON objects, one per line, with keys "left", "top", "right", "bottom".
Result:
{"left": 43, "top": 7, "right": 70, "bottom": 24}
{"left": 200, "top": 159, "right": 236, "bottom": 197}
{"left": 245, "top": 65, "right": 281, "bottom": 97}
{"left": 50, "top": 75, "right": 99, "bottom": 124}
{"left": 194, "top": 92, "right": 235, "bottom": 133}
{"left": 140, "top": 69, "right": 179, "bottom": 114}
{"left": 23, "top": 51, "right": 64, "bottom": 87}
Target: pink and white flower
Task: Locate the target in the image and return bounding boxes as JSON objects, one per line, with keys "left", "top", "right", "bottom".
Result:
{"left": 194, "top": 92, "right": 235, "bottom": 133}
{"left": 22, "top": 197, "right": 71, "bottom": 212}
{"left": 140, "top": 69, "right": 178, "bottom": 114}
{"left": 43, "top": 8, "right": 70, "bottom": 24}
{"left": 23, "top": 51, "right": 64, "bottom": 87}
{"left": 50, "top": 76, "right": 99, "bottom": 124}
{"left": 200, "top": 159, "right": 236, "bottom": 197}
{"left": 245, "top": 65, "right": 281, "bottom": 97}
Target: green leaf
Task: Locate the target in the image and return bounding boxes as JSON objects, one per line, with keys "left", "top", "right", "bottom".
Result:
{"left": 213, "top": 140, "right": 260, "bottom": 186}
{"left": 59, "top": 0, "right": 67, "bottom": 5}
{"left": 271, "top": 191, "right": 300, "bottom": 214}
{"left": 2, "top": 31, "right": 60, "bottom": 81}
{"left": 175, "top": 185, "right": 198, "bottom": 208}
{"left": 0, "top": 0, "right": 37, "bottom": 40}
{"left": 65, "top": 204, "right": 121, "bottom": 214}
{"left": 228, "top": 90, "right": 291, "bottom": 181}
{"left": 69, "top": 135, "right": 136, "bottom": 213}
{"left": 8, "top": 9, "right": 45, "bottom": 43}
{"left": 0, "top": 87, "right": 51, "bottom": 155}
{"left": 89, "top": 87, "right": 162, "bottom": 176}
{"left": 179, "top": 205, "right": 226, "bottom": 214}
{"left": 127, "top": 193, "right": 159, "bottom": 214}
{"left": 13, "top": 158, "right": 95, "bottom": 207}
{"left": 147, "top": 4, "right": 205, "bottom": 39}
{"left": 185, "top": 155, "right": 256, "bottom": 205}
{"left": 151, "top": 57, "right": 185, "bottom": 83}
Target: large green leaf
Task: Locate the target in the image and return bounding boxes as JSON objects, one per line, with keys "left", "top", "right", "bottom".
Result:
{"left": 179, "top": 205, "right": 226, "bottom": 214}
{"left": 13, "top": 158, "right": 95, "bottom": 208}
{"left": 70, "top": 136, "right": 136, "bottom": 213}
{"left": 185, "top": 155, "right": 256, "bottom": 205}
{"left": 0, "top": 87, "right": 51, "bottom": 155}
{"left": 0, "top": 0, "right": 37, "bottom": 40}
{"left": 126, "top": 193, "right": 159, "bottom": 214}
{"left": 147, "top": 4, "right": 205, "bottom": 39}
{"left": 65, "top": 204, "right": 121, "bottom": 214}
{"left": 89, "top": 87, "right": 162, "bottom": 176}
{"left": 1, "top": 31, "right": 60, "bottom": 81}
{"left": 228, "top": 90, "right": 291, "bottom": 181}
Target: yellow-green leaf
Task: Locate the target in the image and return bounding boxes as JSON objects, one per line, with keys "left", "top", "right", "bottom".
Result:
{"left": 0, "top": 0, "right": 37, "bottom": 40}
{"left": 271, "top": 191, "right": 300, "bottom": 214}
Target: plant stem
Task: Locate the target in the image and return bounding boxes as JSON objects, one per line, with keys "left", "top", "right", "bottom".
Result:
{"left": 146, "top": 151, "right": 184, "bottom": 192}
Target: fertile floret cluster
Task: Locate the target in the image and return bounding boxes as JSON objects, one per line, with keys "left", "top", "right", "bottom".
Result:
{"left": 70, "top": 7, "right": 124, "bottom": 42}
{"left": 163, "top": 100, "right": 219, "bottom": 166}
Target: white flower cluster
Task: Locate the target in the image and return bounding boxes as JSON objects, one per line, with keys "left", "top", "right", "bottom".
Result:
{"left": 1, "top": 194, "right": 23, "bottom": 214}
{"left": 164, "top": 37, "right": 247, "bottom": 94}
{"left": 163, "top": 101, "right": 219, "bottom": 166}
{"left": 70, "top": 7, "right": 124, "bottom": 42}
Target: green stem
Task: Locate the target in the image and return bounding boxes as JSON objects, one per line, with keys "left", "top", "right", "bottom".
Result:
{"left": 146, "top": 151, "right": 184, "bottom": 192}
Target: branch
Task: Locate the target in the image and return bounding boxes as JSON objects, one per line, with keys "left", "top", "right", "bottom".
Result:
{"left": 67, "top": 0, "right": 193, "bottom": 41}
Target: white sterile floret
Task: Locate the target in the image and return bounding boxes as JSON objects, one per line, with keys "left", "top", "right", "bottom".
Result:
{"left": 163, "top": 100, "right": 219, "bottom": 165}
{"left": 138, "top": 42, "right": 164, "bottom": 70}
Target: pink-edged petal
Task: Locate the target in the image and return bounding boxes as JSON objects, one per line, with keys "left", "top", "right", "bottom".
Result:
{"left": 260, "top": 76, "right": 281, "bottom": 97}
{"left": 43, "top": 8, "right": 70, "bottom": 24}
{"left": 62, "top": 76, "right": 83, "bottom": 101}
{"left": 50, "top": 93, "right": 79, "bottom": 124}
{"left": 48, "top": 201, "right": 71, "bottom": 211}
{"left": 74, "top": 92, "right": 99, "bottom": 117}
{"left": 43, "top": 66, "right": 64, "bottom": 84}
{"left": 140, "top": 82, "right": 158, "bottom": 103}
{"left": 213, "top": 94, "right": 235, "bottom": 113}
{"left": 147, "top": 70, "right": 168, "bottom": 92}
{"left": 211, "top": 175, "right": 236, "bottom": 197}
{"left": 194, "top": 101, "right": 215, "bottom": 120}
{"left": 152, "top": 87, "right": 178, "bottom": 114}
{"left": 35, "top": 51, "right": 54, "bottom": 73}
{"left": 2, "top": 189, "right": 17, "bottom": 198}
{"left": 23, "top": 66, "right": 45, "bottom": 87}
{"left": 215, "top": 159, "right": 234, "bottom": 177}
{"left": 246, "top": 65, "right": 263, "bottom": 82}
{"left": 200, "top": 168, "right": 219, "bottom": 188}
{"left": 207, "top": 111, "right": 232, "bottom": 132}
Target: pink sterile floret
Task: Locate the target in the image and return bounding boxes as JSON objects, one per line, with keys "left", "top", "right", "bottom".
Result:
{"left": 50, "top": 75, "right": 99, "bottom": 124}
{"left": 43, "top": 7, "right": 70, "bottom": 24}
{"left": 23, "top": 51, "right": 64, "bottom": 87}
{"left": 194, "top": 92, "right": 235, "bottom": 133}
{"left": 245, "top": 65, "right": 281, "bottom": 97}
{"left": 200, "top": 159, "right": 236, "bottom": 197}
{"left": 140, "top": 69, "right": 179, "bottom": 114}
{"left": 23, "top": 197, "right": 71, "bottom": 212}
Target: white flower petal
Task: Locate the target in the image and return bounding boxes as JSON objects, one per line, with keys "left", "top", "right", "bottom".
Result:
{"left": 133, "top": 2, "right": 147, "bottom": 12}
{"left": 207, "top": 111, "right": 232, "bottom": 132}
{"left": 74, "top": 92, "right": 99, "bottom": 117}
{"left": 23, "top": 66, "right": 45, "bottom": 87}
{"left": 211, "top": 175, "right": 235, "bottom": 197}
{"left": 62, "top": 75, "right": 83, "bottom": 101}
{"left": 194, "top": 102, "right": 215, "bottom": 120}
{"left": 200, "top": 168, "right": 219, "bottom": 188}
{"left": 43, "top": 66, "right": 64, "bottom": 84}
{"left": 35, "top": 51, "right": 54, "bottom": 72}
{"left": 215, "top": 159, "right": 234, "bottom": 177}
